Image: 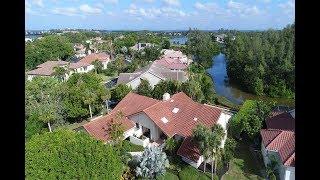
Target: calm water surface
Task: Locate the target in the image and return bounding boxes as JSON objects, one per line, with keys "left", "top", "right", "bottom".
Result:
{"left": 207, "top": 53, "right": 295, "bottom": 106}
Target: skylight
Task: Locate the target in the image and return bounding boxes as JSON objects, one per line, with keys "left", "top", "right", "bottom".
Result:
{"left": 172, "top": 108, "right": 179, "bottom": 113}
{"left": 161, "top": 117, "right": 168, "bottom": 124}
{"left": 193, "top": 117, "right": 198, "bottom": 121}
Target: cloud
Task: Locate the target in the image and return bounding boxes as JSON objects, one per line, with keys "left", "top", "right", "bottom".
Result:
{"left": 163, "top": 0, "right": 180, "bottom": 7}
{"left": 227, "top": 0, "right": 263, "bottom": 16}
{"left": 106, "top": 11, "right": 115, "bottom": 16}
{"left": 32, "top": 0, "right": 44, "bottom": 7}
{"left": 194, "top": 2, "right": 219, "bottom": 12}
{"left": 52, "top": 7, "right": 79, "bottom": 16}
{"left": 104, "top": 0, "right": 118, "bottom": 4}
{"left": 124, "top": 4, "right": 188, "bottom": 19}
{"left": 79, "top": 4, "right": 103, "bottom": 14}
{"left": 279, "top": 0, "right": 295, "bottom": 16}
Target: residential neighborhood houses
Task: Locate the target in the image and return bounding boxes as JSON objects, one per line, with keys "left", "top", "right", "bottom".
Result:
{"left": 261, "top": 109, "right": 295, "bottom": 180}
{"left": 26, "top": 52, "right": 111, "bottom": 81}
{"left": 83, "top": 92, "right": 233, "bottom": 168}
{"left": 117, "top": 49, "right": 190, "bottom": 89}
{"left": 25, "top": 28, "right": 295, "bottom": 180}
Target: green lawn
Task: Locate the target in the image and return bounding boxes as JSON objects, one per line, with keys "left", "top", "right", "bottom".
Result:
{"left": 123, "top": 140, "right": 145, "bottom": 152}
{"left": 222, "top": 141, "right": 265, "bottom": 180}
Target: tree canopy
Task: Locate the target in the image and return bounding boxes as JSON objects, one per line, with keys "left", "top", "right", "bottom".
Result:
{"left": 61, "top": 73, "right": 108, "bottom": 122}
{"left": 25, "top": 35, "right": 74, "bottom": 70}
{"left": 187, "top": 29, "right": 220, "bottom": 69}
{"left": 224, "top": 24, "right": 295, "bottom": 98}
{"left": 229, "top": 100, "right": 273, "bottom": 140}
{"left": 25, "top": 129, "right": 123, "bottom": 179}
{"left": 136, "top": 79, "right": 153, "bottom": 97}
{"left": 111, "top": 84, "right": 132, "bottom": 102}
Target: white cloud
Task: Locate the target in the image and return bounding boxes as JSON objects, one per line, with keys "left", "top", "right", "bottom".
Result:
{"left": 79, "top": 4, "right": 102, "bottom": 14}
{"left": 32, "top": 0, "right": 44, "bottom": 7}
{"left": 104, "top": 0, "right": 118, "bottom": 4}
{"left": 124, "top": 4, "right": 188, "bottom": 19}
{"left": 279, "top": 0, "right": 295, "bottom": 16}
{"left": 52, "top": 7, "right": 79, "bottom": 16}
{"left": 194, "top": 2, "right": 220, "bottom": 12}
{"left": 163, "top": 0, "right": 180, "bottom": 7}
{"left": 106, "top": 11, "right": 114, "bottom": 16}
{"left": 227, "top": 0, "right": 263, "bottom": 16}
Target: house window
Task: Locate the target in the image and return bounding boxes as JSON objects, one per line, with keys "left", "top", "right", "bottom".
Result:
{"left": 135, "top": 123, "right": 139, "bottom": 128}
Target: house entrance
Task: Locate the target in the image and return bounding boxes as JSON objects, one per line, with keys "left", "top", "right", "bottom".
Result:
{"left": 142, "top": 126, "right": 151, "bottom": 139}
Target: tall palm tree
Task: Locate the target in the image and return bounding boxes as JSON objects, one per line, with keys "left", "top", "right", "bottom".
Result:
{"left": 192, "top": 124, "right": 210, "bottom": 173}
{"left": 210, "top": 124, "right": 225, "bottom": 177}
{"left": 53, "top": 66, "right": 68, "bottom": 82}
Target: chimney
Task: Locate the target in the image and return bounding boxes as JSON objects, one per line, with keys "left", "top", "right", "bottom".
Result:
{"left": 163, "top": 93, "right": 170, "bottom": 101}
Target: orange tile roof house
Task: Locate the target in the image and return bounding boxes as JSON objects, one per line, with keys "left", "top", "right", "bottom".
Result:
{"left": 78, "top": 52, "right": 111, "bottom": 70}
{"left": 260, "top": 109, "right": 295, "bottom": 180}
{"left": 83, "top": 92, "right": 234, "bottom": 168}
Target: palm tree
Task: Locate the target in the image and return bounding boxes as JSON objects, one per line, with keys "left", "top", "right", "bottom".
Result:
{"left": 53, "top": 66, "right": 68, "bottom": 82}
{"left": 91, "top": 59, "right": 103, "bottom": 74}
{"left": 192, "top": 124, "right": 210, "bottom": 173}
{"left": 209, "top": 124, "right": 225, "bottom": 178}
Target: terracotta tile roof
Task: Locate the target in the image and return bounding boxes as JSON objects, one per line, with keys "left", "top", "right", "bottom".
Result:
{"left": 266, "top": 110, "right": 295, "bottom": 131}
{"left": 69, "top": 62, "right": 91, "bottom": 69}
{"left": 143, "top": 92, "right": 222, "bottom": 137}
{"left": 84, "top": 92, "right": 225, "bottom": 162}
{"left": 284, "top": 152, "right": 295, "bottom": 166}
{"left": 78, "top": 53, "right": 110, "bottom": 64}
{"left": 27, "top": 60, "right": 68, "bottom": 76}
{"left": 177, "top": 137, "right": 201, "bottom": 162}
{"left": 153, "top": 57, "right": 188, "bottom": 70}
{"left": 83, "top": 92, "right": 159, "bottom": 142}
{"left": 261, "top": 129, "right": 295, "bottom": 167}
{"left": 83, "top": 114, "right": 135, "bottom": 142}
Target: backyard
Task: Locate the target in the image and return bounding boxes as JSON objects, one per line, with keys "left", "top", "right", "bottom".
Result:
{"left": 222, "top": 140, "right": 265, "bottom": 180}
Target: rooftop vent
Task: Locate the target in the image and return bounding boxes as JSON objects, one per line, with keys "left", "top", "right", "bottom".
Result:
{"left": 170, "top": 99, "right": 174, "bottom": 102}
{"left": 172, "top": 108, "right": 179, "bottom": 113}
{"left": 163, "top": 93, "right": 170, "bottom": 101}
{"left": 161, "top": 117, "right": 168, "bottom": 124}
{"left": 193, "top": 117, "right": 198, "bottom": 121}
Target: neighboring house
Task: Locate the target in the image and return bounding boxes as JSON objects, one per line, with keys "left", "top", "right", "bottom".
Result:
{"left": 69, "top": 62, "right": 94, "bottom": 74}
{"left": 78, "top": 52, "right": 111, "bottom": 69}
{"left": 26, "top": 60, "right": 95, "bottom": 81}
{"left": 26, "top": 61, "right": 69, "bottom": 81}
{"left": 161, "top": 49, "right": 191, "bottom": 65}
{"left": 83, "top": 92, "right": 234, "bottom": 168}
{"left": 74, "top": 43, "right": 86, "bottom": 58}
{"left": 25, "top": 38, "right": 33, "bottom": 42}
{"left": 130, "top": 43, "right": 154, "bottom": 51}
{"left": 215, "top": 34, "right": 227, "bottom": 43}
{"left": 260, "top": 109, "right": 295, "bottom": 180}
{"left": 153, "top": 57, "right": 188, "bottom": 71}
{"left": 117, "top": 63, "right": 188, "bottom": 89}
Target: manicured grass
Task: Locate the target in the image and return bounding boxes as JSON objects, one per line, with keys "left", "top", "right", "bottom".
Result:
{"left": 221, "top": 141, "right": 265, "bottom": 180}
{"left": 123, "top": 140, "right": 145, "bottom": 152}
{"left": 156, "top": 169, "right": 179, "bottom": 180}
{"left": 178, "top": 166, "right": 212, "bottom": 180}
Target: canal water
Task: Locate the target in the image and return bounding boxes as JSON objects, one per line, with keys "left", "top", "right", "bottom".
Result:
{"left": 207, "top": 53, "right": 295, "bottom": 106}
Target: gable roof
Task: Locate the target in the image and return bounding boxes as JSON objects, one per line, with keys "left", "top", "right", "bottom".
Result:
{"left": 78, "top": 53, "right": 110, "bottom": 64}
{"left": 84, "top": 92, "right": 224, "bottom": 142}
{"left": 261, "top": 129, "right": 295, "bottom": 167}
{"left": 177, "top": 137, "right": 201, "bottom": 162}
{"left": 266, "top": 110, "right": 295, "bottom": 131}
{"left": 143, "top": 92, "right": 222, "bottom": 137}
{"left": 153, "top": 57, "right": 188, "bottom": 70}
{"left": 83, "top": 92, "right": 159, "bottom": 142}
{"left": 116, "top": 62, "right": 188, "bottom": 85}
{"left": 69, "top": 62, "right": 91, "bottom": 69}
{"left": 27, "top": 60, "right": 68, "bottom": 76}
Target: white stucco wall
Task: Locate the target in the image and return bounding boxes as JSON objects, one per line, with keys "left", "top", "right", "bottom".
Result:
{"left": 130, "top": 135, "right": 150, "bottom": 147}
{"left": 129, "top": 112, "right": 162, "bottom": 141}
{"left": 261, "top": 143, "right": 295, "bottom": 180}
{"left": 216, "top": 112, "right": 232, "bottom": 148}
{"left": 127, "top": 72, "right": 162, "bottom": 89}
{"left": 181, "top": 155, "right": 204, "bottom": 168}
{"left": 102, "top": 61, "right": 108, "bottom": 69}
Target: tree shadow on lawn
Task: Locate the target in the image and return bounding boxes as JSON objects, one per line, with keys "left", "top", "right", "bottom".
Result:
{"left": 233, "top": 141, "right": 264, "bottom": 178}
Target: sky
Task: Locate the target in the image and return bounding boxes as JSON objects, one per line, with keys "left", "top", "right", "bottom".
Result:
{"left": 25, "top": 0, "right": 295, "bottom": 30}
